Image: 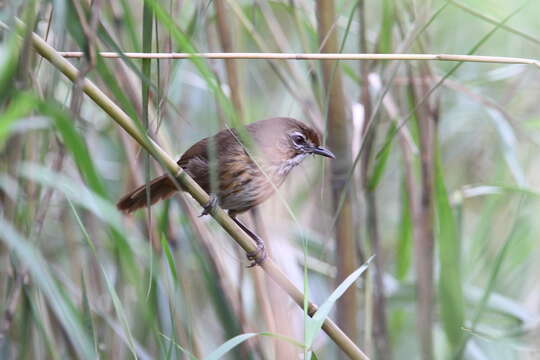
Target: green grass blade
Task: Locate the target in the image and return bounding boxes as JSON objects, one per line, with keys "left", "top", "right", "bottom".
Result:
{"left": 101, "top": 267, "right": 139, "bottom": 358}
{"left": 203, "top": 333, "right": 257, "bottom": 360}
{"left": 0, "top": 218, "right": 97, "bottom": 359}
{"left": 0, "top": 91, "right": 36, "bottom": 149}
{"left": 160, "top": 333, "right": 199, "bottom": 360}
{"left": 62, "top": 2, "right": 140, "bottom": 120}
{"left": 68, "top": 199, "right": 141, "bottom": 359}
{"left": 396, "top": 181, "right": 413, "bottom": 280}
{"left": 377, "top": 0, "right": 530, "bottom": 162}
{"left": 80, "top": 272, "right": 99, "bottom": 355}
{"left": 142, "top": 3, "right": 153, "bottom": 126}
{"left": 486, "top": 109, "right": 526, "bottom": 186}
{"left": 20, "top": 163, "right": 123, "bottom": 232}
{"left": 160, "top": 233, "right": 178, "bottom": 283}
{"left": 118, "top": 0, "right": 141, "bottom": 51}
{"left": 305, "top": 256, "right": 374, "bottom": 349}
{"left": 378, "top": 0, "right": 394, "bottom": 53}
{"left": 35, "top": 101, "right": 138, "bottom": 273}
{"left": 19, "top": 163, "right": 144, "bottom": 270}
{"left": 449, "top": 0, "right": 540, "bottom": 46}
{"left": 368, "top": 123, "right": 396, "bottom": 190}
{"left": 0, "top": 32, "right": 20, "bottom": 102}
{"left": 143, "top": 0, "right": 237, "bottom": 127}
{"left": 37, "top": 101, "right": 107, "bottom": 198}
{"left": 462, "top": 197, "right": 527, "bottom": 353}
{"left": 434, "top": 150, "right": 465, "bottom": 350}
{"left": 202, "top": 330, "right": 305, "bottom": 360}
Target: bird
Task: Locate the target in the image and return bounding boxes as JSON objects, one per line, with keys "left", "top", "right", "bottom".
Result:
{"left": 117, "top": 117, "right": 335, "bottom": 266}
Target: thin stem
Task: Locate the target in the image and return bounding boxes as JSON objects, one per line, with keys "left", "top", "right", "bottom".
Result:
{"left": 316, "top": 0, "right": 359, "bottom": 353}
{"left": 52, "top": 51, "right": 540, "bottom": 67}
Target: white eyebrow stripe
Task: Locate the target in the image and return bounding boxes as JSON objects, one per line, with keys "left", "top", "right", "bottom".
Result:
{"left": 290, "top": 131, "right": 306, "bottom": 139}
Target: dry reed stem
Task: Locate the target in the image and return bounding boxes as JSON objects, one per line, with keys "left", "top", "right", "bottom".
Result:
{"left": 411, "top": 64, "right": 438, "bottom": 360}
{"left": 55, "top": 51, "right": 540, "bottom": 67}
{"left": 358, "top": 16, "right": 391, "bottom": 360}
{"left": 316, "top": 0, "right": 359, "bottom": 352}
{"left": 19, "top": 20, "right": 369, "bottom": 360}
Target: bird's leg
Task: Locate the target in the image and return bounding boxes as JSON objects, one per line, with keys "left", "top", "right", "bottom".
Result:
{"left": 229, "top": 212, "right": 267, "bottom": 267}
{"left": 199, "top": 194, "right": 219, "bottom": 217}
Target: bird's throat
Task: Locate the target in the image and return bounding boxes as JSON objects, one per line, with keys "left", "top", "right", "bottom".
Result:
{"left": 275, "top": 153, "right": 308, "bottom": 177}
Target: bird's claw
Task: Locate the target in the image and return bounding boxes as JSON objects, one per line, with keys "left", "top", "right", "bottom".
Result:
{"left": 199, "top": 195, "right": 218, "bottom": 217}
{"left": 228, "top": 212, "right": 267, "bottom": 267}
{"left": 246, "top": 241, "right": 267, "bottom": 268}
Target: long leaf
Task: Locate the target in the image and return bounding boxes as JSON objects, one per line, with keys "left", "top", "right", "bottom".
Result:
{"left": 305, "top": 256, "right": 374, "bottom": 348}
{"left": 0, "top": 219, "right": 97, "bottom": 359}
{"left": 37, "top": 101, "right": 107, "bottom": 198}
{"left": 143, "top": 0, "right": 237, "bottom": 127}
{"left": 0, "top": 92, "right": 36, "bottom": 149}
{"left": 435, "top": 150, "right": 465, "bottom": 349}
{"left": 203, "top": 333, "right": 257, "bottom": 360}
{"left": 0, "top": 32, "right": 20, "bottom": 101}
{"left": 368, "top": 122, "right": 396, "bottom": 190}
{"left": 396, "top": 180, "right": 413, "bottom": 280}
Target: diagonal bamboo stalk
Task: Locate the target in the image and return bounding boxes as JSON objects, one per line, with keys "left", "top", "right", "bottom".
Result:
{"left": 55, "top": 51, "right": 540, "bottom": 67}
{"left": 19, "top": 20, "right": 369, "bottom": 360}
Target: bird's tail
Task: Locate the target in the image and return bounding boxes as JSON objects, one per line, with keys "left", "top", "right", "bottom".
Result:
{"left": 117, "top": 175, "right": 177, "bottom": 213}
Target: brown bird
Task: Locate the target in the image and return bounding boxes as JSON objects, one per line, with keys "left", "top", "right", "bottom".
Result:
{"left": 117, "top": 117, "right": 335, "bottom": 266}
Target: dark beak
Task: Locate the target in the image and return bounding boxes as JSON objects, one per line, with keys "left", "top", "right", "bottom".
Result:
{"left": 310, "top": 146, "right": 336, "bottom": 159}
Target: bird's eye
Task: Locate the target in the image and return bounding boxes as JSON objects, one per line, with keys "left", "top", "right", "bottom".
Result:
{"left": 292, "top": 134, "right": 306, "bottom": 145}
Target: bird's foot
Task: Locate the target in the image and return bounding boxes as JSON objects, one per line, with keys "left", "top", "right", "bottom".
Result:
{"left": 246, "top": 240, "right": 267, "bottom": 268}
{"left": 229, "top": 212, "right": 268, "bottom": 267}
{"left": 199, "top": 194, "right": 218, "bottom": 217}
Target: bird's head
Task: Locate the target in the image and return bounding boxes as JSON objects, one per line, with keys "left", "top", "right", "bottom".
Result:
{"left": 249, "top": 118, "right": 335, "bottom": 177}
{"left": 285, "top": 122, "right": 335, "bottom": 160}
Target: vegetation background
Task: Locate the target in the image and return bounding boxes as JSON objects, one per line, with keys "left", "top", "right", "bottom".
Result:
{"left": 1, "top": 0, "right": 539, "bottom": 359}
